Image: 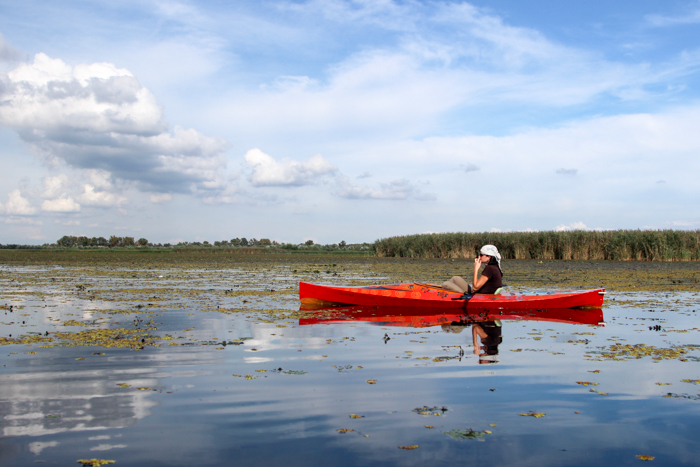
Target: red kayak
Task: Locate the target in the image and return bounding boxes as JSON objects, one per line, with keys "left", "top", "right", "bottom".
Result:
{"left": 299, "top": 282, "right": 605, "bottom": 310}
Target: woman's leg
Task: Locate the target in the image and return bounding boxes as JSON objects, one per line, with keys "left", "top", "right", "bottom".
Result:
{"left": 442, "top": 276, "right": 470, "bottom": 293}
{"left": 451, "top": 276, "right": 471, "bottom": 292}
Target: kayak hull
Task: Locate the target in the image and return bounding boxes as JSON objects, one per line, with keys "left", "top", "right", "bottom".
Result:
{"left": 299, "top": 282, "right": 605, "bottom": 309}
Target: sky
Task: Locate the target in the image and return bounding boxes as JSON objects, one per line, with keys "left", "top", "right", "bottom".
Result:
{"left": 0, "top": 0, "right": 699, "bottom": 245}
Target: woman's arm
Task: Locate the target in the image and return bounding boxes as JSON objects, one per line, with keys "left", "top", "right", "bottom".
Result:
{"left": 472, "top": 323, "right": 487, "bottom": 354}
{"left": 472, "top": 258, "right": 490, "bottom": 292}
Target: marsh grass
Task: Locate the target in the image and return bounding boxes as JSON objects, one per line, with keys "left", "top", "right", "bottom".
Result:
{"left": 374, "top": 230, "right": 700, "bottom": 261}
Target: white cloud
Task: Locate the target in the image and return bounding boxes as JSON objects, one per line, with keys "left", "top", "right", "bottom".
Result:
{"left": 244, "top": 149, "right": 337, "bottom": 187}
{"left": 209, "top": 1, "right": 700, "bottom": 146}
{"left": 0, "top": 53, "right": 232, "bottom": 197}
{"left": 556, "top": 168, "right": 578, "bottom": 175}
{"left": 671, "top": 220, "right": 700, "bottom": 227}
{"left": 42, "top": 174, "right": 69, "bottom": 198}
{"left": 3, "top": 217, "right": 42, "bottom": 225}
{"left": 556, "top": 222, "right": 589, "bottom": 232}
{"left": 3, "top": 53, "right": 163, "bottom": 135}
{"left": 90, "top": 444, "right": 127, "bottom": 451}
{"left": 77, "top": 184, "right": 127, "bottom": 207}
{"left": 85, "top": 169, "right": 114, "bottom": 190}
{"left": 41, "top": 197, "right": 81, "bottom": 212}
{"left": 149, "top": 193, "right": 173, "bottom": 203}
{"left": 646, "top": 8, "right": 700, "bottom": 27}
{"left": 29, "top": 441, "right": 58, "bottom": 455}
{"left": 336, "top": 178, "right": 435, "bottom": 200}
{"left": 2, "top": 190, "right": 37, "bottom": 215}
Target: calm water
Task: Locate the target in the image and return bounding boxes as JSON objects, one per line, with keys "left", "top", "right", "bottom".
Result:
{"left": 1, "top": 264, "right": 700, "bottom": 466}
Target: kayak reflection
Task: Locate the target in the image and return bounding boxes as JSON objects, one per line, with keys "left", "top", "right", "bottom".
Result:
{"left": 299, "top": 305, "right": 605, "bottom": 364}
{"left": 298, "top": 305, "right": 605, "bottom": 328}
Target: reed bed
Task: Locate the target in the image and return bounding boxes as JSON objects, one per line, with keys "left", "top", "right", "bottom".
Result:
{"left": 374, "top": 230, "right": 700, "bottom": 261}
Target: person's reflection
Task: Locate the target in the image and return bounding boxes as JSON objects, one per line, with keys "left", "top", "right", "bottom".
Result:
{"left": 441, "top": 319, "right": 502, "bottom": 363}
{"left": 472, "top": 320, "right": 502, "bottom": 364}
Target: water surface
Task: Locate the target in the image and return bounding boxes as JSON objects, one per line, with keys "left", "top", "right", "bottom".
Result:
{"left": 1, "top": 260, "right": 699, "bottom": 466}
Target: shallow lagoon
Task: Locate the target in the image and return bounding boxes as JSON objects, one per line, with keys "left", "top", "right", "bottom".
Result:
{"left": 1, "top": 255, "right": 700, "bottom": 466}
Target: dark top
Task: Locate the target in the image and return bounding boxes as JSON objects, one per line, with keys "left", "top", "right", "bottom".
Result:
{"left": 476, "top": 263, "right": 502, "bottom": 294}
{"left": 480, "top": 321, "right": 502, "bottom": 355}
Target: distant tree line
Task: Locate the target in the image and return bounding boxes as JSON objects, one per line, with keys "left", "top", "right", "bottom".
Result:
{"left": 374, "top": 230, "right": 700, "bottom": 261}
{"left": 3, "top": 230, "right": 700, "bottom": 260}
{"left": 172, "top": 238, "right": 368, "bottom": 251}
{"left": 55, "top": 235, "right": 150, "bottom": 248}
{"left": 1, "top": 236, "right": 370, "bottom": 252}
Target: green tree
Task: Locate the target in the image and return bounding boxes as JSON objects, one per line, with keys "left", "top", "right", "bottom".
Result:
{"left": 137, "top": 238, "right": 148, "bottom": 246}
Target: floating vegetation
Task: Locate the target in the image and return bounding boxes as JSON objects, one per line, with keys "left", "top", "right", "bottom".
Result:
{"left": 77, "top": 461, "right": 115, "bottom": 467}
{"left": 636, "top": 455, "right": 655, "bottom": 461}
{"left": 413, "top": 406, "right": 448, "bottom": 415}
{"left": 663, "top": 393, "right": 700, "bottom": 400}
{"left": 519, "top": 412, "right": 546, "bottom": 418}
{"left": 591, "top": 344, "right": 691, "bottom": 362}
{"left": 270, "top": 368, "right": 307, "bottom": 375}
{"left": 398, "top": 445, "right": 419, "bottom": 449}
{"left": 444, "top": 429, "right": 488, "bottom": 440}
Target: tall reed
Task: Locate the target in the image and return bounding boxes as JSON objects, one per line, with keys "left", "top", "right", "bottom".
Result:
{"left": 374, "top": 230, "right": 700, "bottom": 261}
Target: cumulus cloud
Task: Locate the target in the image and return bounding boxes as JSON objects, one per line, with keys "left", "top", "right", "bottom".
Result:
{"left": 85, "top": 169, "right": 114, "bottom": 190}
{"left": 1, "top": 190, "right": 37, "bottom": 215}
{"left": 42, "top": 174, "right": 70, "bottom": 198}
{"left": 244, "top": 149, "right": 337, "bottom": 186}
{"left": 336, "top": 178, "right": 435, "bottom": 200}
{"left": 77, "top": 184, "right": 127, "bottom": 207}
{"left": 0, "top": 53, "right": 231, "bottom": 196}
{"left": 556, "top": 222, "right": 589, "bottom": 231}
{"left": 41, "top": 197, "right": 81, "bottom": 212}
{"left": 462, "top": 163, "right": 480, "bottom": 172}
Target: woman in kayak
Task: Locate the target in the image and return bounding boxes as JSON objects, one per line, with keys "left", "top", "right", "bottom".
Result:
{"left": 442, "top": 244, "right": 503, "bottom": 294}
